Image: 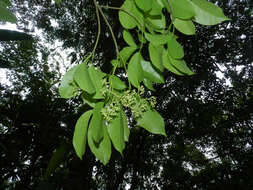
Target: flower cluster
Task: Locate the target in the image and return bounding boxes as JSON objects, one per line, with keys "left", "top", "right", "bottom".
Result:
{"left": 101, "top": 87, "right": 157, "bottom": 122}
{"left": 101, "top": 101, "right": 121, "bottom": 122}
{"left": 148, "top": 96, "right": 157, "bottom": 108}
{"left": 120, "top": 90, "right": 137, "bottom": 108}
{"left": 131, "top": 99, "right": 149, "bottom": 118}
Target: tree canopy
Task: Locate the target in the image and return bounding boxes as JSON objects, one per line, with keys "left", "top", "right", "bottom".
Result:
{"left": 0, "top": 0, "right": 253, "bottom": 189}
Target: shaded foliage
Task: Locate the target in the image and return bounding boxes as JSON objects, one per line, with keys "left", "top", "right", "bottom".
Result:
{"left": 0, "top": 0, "right": 253, "bottom": 189}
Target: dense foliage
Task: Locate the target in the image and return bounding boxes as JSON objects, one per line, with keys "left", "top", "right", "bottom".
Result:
{"left": 0, "top": 0, "right": 252, "bottom": 189}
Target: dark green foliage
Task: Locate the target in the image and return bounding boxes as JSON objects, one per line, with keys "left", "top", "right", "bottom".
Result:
{"left": 0, "top": 29, "right": 32, "bottom": 41}
{"left": 0, "top": 0, "right": 253, "bottom": 189}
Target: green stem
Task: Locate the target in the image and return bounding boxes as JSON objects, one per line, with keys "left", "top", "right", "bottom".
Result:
{"left": 97, "top": 5, "right": 120, "bottom": 58}
{"left": 100, "top": 5, "right": 145, "bottom": 51}
{"left": 100, "top": 5, "right": 145, "bottom": 90}
{"left": 91, "top": 0, "right": 101, "bottom": 61}
{"left": 97, "top": 4, "right": 120, "bottom": 92}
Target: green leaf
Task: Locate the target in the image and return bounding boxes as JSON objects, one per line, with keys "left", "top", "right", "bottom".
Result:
{"left": 190, "top": 0, "right": 230, "bottom": 25}
{"left": 167, "top": 35, "right": 184, "bottom": 59}
{"left": 173, "top": 18, "right": 196, "bottom": 35}
{"left": 89, "top": 102, "right": 104, "bottom": 144}
{"left": 137, "top": 110, "right": 166, "bottom": 136}
{"left": 73, "top": 110, "right": 93, "bottom": 159}
{"left": 170, "top": 0, "right": 195, "bottom": 19}
{"left": 162, "top": 49, "right": 184, "bottom": 75}
{"left": 135, "top": 0, "right": 152, "bottom": 12}
{"left": 88, "top": 65, "right": 105, "bottom": 99}
{"left": 73, "top": 63, "right": 96, "bottom": 94}
{"left": 109, "top": 75, "right": 127, "bottom": 90}
{"left": 44, "top": 142, "right": 66, "bottom": 180}
{"left": 122, "top": 112, "right": 130, "bottom": 142}
{"left": 148, "top": 43, "right": 164, "bottom": 72}
{"left": 119, "top": 46, "right": 137, "bottom": 66}
{"left": 123, "top": 30, "right": 137, "bottom": 47}
{"left": 167, "top": 55, "right": 195, "bottom": 75}
{"left": 59, "top": 65, "right": 79, "bottom": 99}
{"left": 146, "top": 14, "right": 166, "bottom": 30}
{"left": 81, "top": 92, "right": 98, "bottom": 108}
{"left": 2, "top": 0, "right": 11, "bottom": 7}
{"left": 145, "top": 33, "right": 169, "bottom": 46}
{"left": 88, "top": 124, "right": 111, "bottom": 165}
{"left": 140, "top": 60, "right": 164, "bottom": 83}
{"left": 143, "top": 78, "right": 155, "bottom": 91}
{"left": 149, "top": 0, "right": 163, "bottom": 16}
{"left": 131, "top": 0, "right": 145, "bottom": 30}
{"left": 107, "top": 110, "right": 125, "bottom": 155}
{"left": 0, "top": 2, "right": 17, "bottom": 23}
{"left": 119, "top": 0, "right": 137, "bottom": 29}
{"left": 127, "top": 52, "right": 143, "bottom": 88}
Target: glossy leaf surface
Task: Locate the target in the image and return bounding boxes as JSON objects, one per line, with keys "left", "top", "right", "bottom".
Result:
{"left": 143, "top": 78, "right": 155, "bottom": 91}
{"left": 149, "top": 43, "right": 164, "bottom": 72}
{"left": 59, "top": 65, "right": 79, "bottom": 98}
{"left": 89, "top": 102, "right": 104, "bottom": 144}
{"left": 173, "top": 18, "right": 196, "bottom": 35}
{"left": 167, "top": 55, "right": 195, "bottom": 75}
{"left": 107, "top": 110, "right": 125, "bottom": 154}
{"left": 162, "top": 49, "right": 184, "bottom": 75}
{"left": 127, "top": 52, "right": 143, "bottom": 88}
{"left": 137, "top": 110, "right": 166, "bottom": 136}
{"left": 170, "top": 0, "right": 195, "bottom": 19}
{"left": 73, "top": 110, "right": 93, "bottom": 159}
{"left": 167, "top": 35, "right": 184, "bottom": 59}
{"left": 74, "top": 63, "right": 96, "bottom": 94}
{"left": 135, "top": 0, "right": 152, "bottom": 12}
{"left": 145, "top": 33, "right": 168, "bottom": 46}
{"left": 88, "top": 66, "right": 105, "bottom": 99}
{"left": 119, "top": 0, "right": 137, "bottom": 29}
{"left": 190, "top": 0, "right": 230, "bottom": 25}
{"left": 119, "top": 46, "right": 137, "bottom": 64}
{"left": 88, "top": 124, "right": 111, "bottom": 165}
{"left": 123, "top": 30, "right": 137, "bottom": 47}
{"left": 140, "top": 60, "right": 164, "bottom": 83}
{"left": 109, "top": 75, "right": 127, "bottom": 90}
